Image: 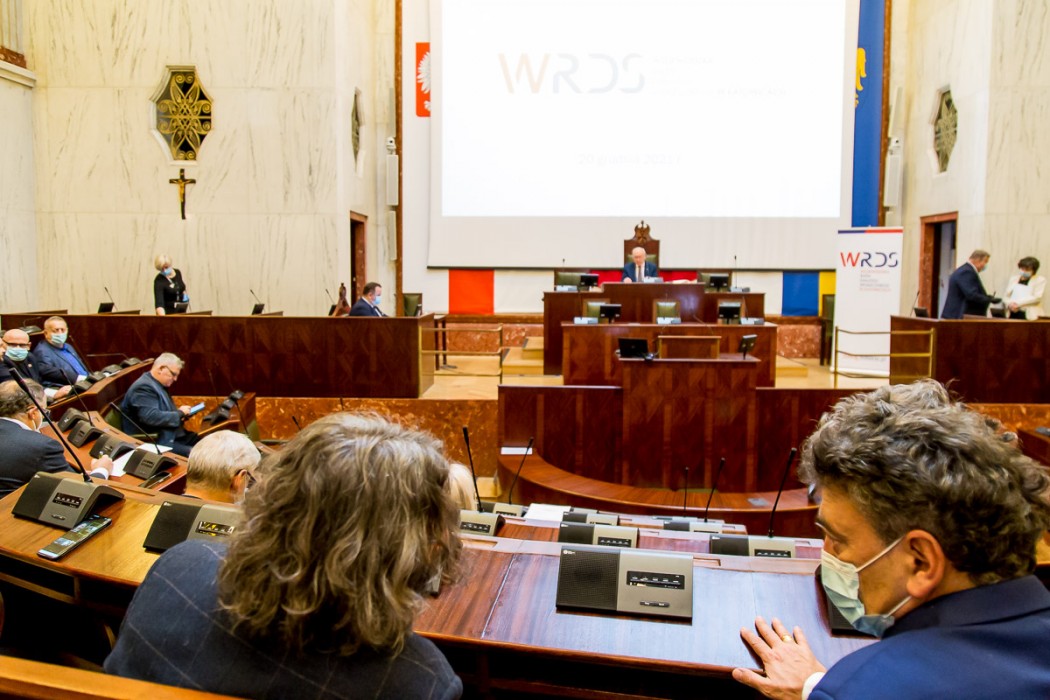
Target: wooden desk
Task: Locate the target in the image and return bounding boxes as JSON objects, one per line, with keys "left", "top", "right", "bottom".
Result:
{"left": 562, "top": 323, "right": 777, "bottom": 387}
{"left": 701, "top": 292, "right": 766, "bottom": 321}
{"left": 497, "top": 454, "right": 819, "bottom": 538}
{"left": 890, "top": 315, "right": 1050, "bottom": 403}
{"left": 0, "top": 485, "right": 867, "bottom": 698}
{"left": 47, "top": 361, "right": 151, "bottom": 416}
{"left": 1020, "top": 428, "right": 1050, "bottom": 467}
{"left": 42, "top": 412, "right": 189, "bottom": 494}
{"left": 0, "top": 313, "right": 437, "bottom": 399}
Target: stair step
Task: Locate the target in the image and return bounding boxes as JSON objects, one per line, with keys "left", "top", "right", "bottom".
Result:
{"left": 503, "top": 347, "right": 544, "bottom": 375}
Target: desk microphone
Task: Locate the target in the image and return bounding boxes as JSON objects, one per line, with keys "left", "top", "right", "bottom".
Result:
{"left": 104, "top": 286, "right": 116, "bottom": 307}
{"left": 461, "top": 427, "right": 482, "bottom": 511}
{"left": 8, "top": 370, "right": 124, "bottom": 526}
{"left": 681, "top": 465, "right": 689, "bottom": 516}
{"left": 250, "top": 288, "right": 263, "bottom": 306}
{"left": 479, "top": 437, "right": 533, "bottom": 517}
{"left": 506, "top": 437, "right": 533, "bottom": 506}
{"left": 708, "top": 448, "right": 798, "bottom": 557}
{"left": 703, "top": 457, "right": 726, "bottom": 522}
{"left": 911, "top": 289, "right": 920, "bottom": 315}
{"left": 291, "top": 416, "right": 303, "bottom": 433}
{"left": 105, "top": 401, "right": 177, "bottom": 479}
{"left": 326, "top": 288, "right": 335, "bottom": 304}
{"left": 767, "top": 447, "right": 797, "bottom": 538}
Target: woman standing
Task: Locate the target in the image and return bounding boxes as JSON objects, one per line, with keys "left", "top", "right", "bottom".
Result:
{"left": 1004, "top": 256, "right": 1045, "bottom": 320}
{"left": 153, "top": 254, "right": 188, "bottom": 315}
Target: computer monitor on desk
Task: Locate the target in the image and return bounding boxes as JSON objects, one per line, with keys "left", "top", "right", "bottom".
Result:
{"left": 579, "top": 273, "right": 599, "bottom": 289}
{"left": 707, "top": 273, "right": 730, "bottom": 291}
{"left": 599, "top": 303, "right": 622, "bottom": 323}
{"left": 718, "top": 301, "right": 742, "bottom": 324}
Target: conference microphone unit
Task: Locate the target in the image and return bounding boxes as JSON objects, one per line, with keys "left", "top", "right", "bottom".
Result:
{"left": 556, "top": 545, "right": 693, "bottom": 620}
{"left": 106, "top": 402, "right": 178, "bottom": 480}
{"left": 562, "top": 511, "right": 620, "bottom": 526}
{"left": 143, "top": 500, "right": 242, "bottom": 552}
{"left": 709, "top": 448, "right": 799, "bottom": 559}
{"left": 88, "top": 434, "right": 136, "bottom": 461}
{"left": 7, "top": 371, "right": 123, "bottom": 527}
{"left": 291, "top": 416, "right": 303, "bottom": 432}
{"left": 458, "top": 427, "right": 505, "bottom": 534}
{"left": 664, "top": 457, "right": 727, "bottom": 533}
{"left": 558, "top": 522, "right": 638, "bottom": 548}
{"left": 481, "top": 437, "right": 533, "bottom": 518}
{"left": 249, "top": 288, "right": 265, "bottom": 315}
{"left": 461, "top": 427, "right": 483, "bottom": 512}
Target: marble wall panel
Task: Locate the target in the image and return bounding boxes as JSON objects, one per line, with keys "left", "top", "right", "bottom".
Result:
{"left": 775, "top": 322, "right": 821, "bottom": 359}
{"left": 0, "top": 73, "right": 37, "bottom": 310}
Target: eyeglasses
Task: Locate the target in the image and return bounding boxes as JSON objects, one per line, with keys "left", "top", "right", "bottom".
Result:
{"left": 162, "top": 366, "right": 181, "bottom": 380}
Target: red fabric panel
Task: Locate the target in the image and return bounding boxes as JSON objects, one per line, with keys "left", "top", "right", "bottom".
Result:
{"left": 448, "top": 270, "right": 494, "bottom": 314}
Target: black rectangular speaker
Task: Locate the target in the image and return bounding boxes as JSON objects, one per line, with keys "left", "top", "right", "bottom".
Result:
{"left": 709, "top": 534, "right": 750, "bottom": 556}
{"left": 562, "top": 511, "right": 589, "bottom": 523}
{"left": 89, "top": 434, "right": 136, "bottom": 460}
{"left": 68, "top": 421, "right": 103, "bottom": 447}
{"left": 125, "top": 451, "right": 178, "bottom": 479}
{"left": 143, "top": 501, "right": 241, "bottom": 552}
{"left": 120, "top": 357, "right": 142, "bottom": 368}
{"left": 558, "top": 522, "right": 595, "bottom": 544}
{"left": 101, "top": 364, "right": 123, "bottom": 375}
{"left": 58, "top": 409, "right": 89, "bottom": 432}
{"left": 556, "top": 546, "right": 619, "bottom": 612}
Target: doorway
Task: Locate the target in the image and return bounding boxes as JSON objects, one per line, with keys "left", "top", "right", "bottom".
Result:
{"left": 918, "top": 212, "right": 957, "bottom": 317}
{"left": 349, "top": 212, "right": 367, "bottom": 303}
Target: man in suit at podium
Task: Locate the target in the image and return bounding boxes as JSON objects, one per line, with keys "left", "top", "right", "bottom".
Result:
{"left": 621, "top": 246, "right": 658, "bottom": 283}
{"left": 0, "top": 379, "right": 110, "bottom": 498}
{"left": 121, "top": 353, "right": 200, "bottom": 457}
{"left": 733, "top": 380, "right": 1050, "bottom": 700}
{"left": 940, "top": 250, "right": 1001, "bottom": 318}
{"left": 32, "top": 316, "right": 88, "bottom": 391}
{"left": 348, "top": 282, "right": 386, "bottom": 316}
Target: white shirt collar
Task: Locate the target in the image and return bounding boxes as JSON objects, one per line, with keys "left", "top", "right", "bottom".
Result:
{"left": 0, "top": 416, "right": 31, "bottom": 431}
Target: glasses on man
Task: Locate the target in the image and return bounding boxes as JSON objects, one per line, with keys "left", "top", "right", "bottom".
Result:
{"left": 163, "top": 366, "right": 180, "bottom": 380}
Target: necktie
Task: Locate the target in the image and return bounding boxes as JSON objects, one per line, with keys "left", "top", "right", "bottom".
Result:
{"left": 637, "top": 264, "right": 643, "bottom": 281}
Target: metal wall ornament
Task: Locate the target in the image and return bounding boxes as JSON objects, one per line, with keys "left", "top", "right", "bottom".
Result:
{"left": 933, "top": 89, "right": 957, "bottom": 173}
{"left": 153, "top": 67, "right": 213, "bottom": 161}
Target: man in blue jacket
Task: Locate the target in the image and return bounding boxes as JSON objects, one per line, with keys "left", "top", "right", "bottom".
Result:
{"left": 121, "top": 353, "right": 199, "bottom": 457}
{"left": 940, "top": 249, "right": 1001, "bottom": 318}
{"left": 32, "top": 316, "right": 86, "bottom": 394}
{"left": 733, "top": 380, "right": 1050, "bottom": 700}
{"left": 621, "top": 246, "right": 658, "bottom": 283}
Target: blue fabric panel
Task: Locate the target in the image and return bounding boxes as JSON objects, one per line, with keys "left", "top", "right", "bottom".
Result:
{"left": 782, "top": 272, "right": 820, "bottom": 316}
{"left": 852, "top": 0, "right": 886, "bottom": 227}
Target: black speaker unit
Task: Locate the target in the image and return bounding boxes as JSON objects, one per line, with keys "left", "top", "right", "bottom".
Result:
{"left": 556, "top": 546, "right": 620, "bottom": 612}
{"left": 88, "top": 434, "right": 136, "bottom": 461}
{"left": 143, "top": 501, "right": 242, "bottom": 552}
{"left": 68, "top": 421, "right": 103, "bottom": 447}
{"left": 124, "top": 451, "right": 178, "bottom": 479}
{"left": 58, "top": 408, "right": 89, "bottom": 432}
{"left": 100, "top": 364, "right": 123, "bottom": 375}
{"left": 12, "top": 472, "right": 124, "bottom": 527}
{"left": 120, "top": 357, "right": 142, "bottom": 368}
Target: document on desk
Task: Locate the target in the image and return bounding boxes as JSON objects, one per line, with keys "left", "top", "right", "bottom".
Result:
{"left": 523, "top": 503, "right": 571, "bottom": 522}
{"left": 111, "top": 444, "right": 173, "bottom": 477}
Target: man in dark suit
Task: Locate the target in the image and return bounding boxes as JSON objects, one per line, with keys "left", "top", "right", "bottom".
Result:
{"left": 733, "top": 381, "right": 1050, "bottom": 699}
{"left": 621, "top": 246, "right": 658, "bottom": 283}
{"left": 121, "top": 353, "right": 199, "bottom": 457}
{"left": 0, "top": 379, "right": 110, "bottom": 498}
{"left": 0, "top": 328, "right": 62, "bottom": 398}
{"left": 940, "top": 249, "right": 1001, "bottom": 318}
{"left": 348, "top": 281, "right": 386, "bottom": 316}
{"left": 32, "top": 316, "right": 90, "bottom": 390}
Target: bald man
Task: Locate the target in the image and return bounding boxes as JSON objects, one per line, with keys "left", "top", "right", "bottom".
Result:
{"left": 621, "top": 246, "right": 657, "bottom": 283}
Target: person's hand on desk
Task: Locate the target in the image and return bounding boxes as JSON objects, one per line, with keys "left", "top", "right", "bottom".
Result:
{"left": 733, "top": 616, "right": 826, "bottom": 700}
{"left": 90, "top": 455, "right": 113, "bottom": 479}
{"left": 53, "top": 385, "right": 72, "bottom": 400}
{"left": 1009, "top": 301, "right": 1020, "bottom": 312}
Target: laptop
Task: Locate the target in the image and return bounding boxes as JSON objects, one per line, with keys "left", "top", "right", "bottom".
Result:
{"left": 172, "top": 302, "right": 190, "bottom": 314}
{"left": 97, "top": 302, "right": 115, "bottom": 313}
{"left": 251, "top": 303, "right": 266, "bottom": 315}
{"left": 617, "top": 337, "right": 650, "bottom": 359}
{"left": 913, "top": 306, "right": 930, "bottom": 318}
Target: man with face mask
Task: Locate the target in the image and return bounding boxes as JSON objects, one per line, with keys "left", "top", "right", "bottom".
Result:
{"left": 33, "top": 316, "right": 88, "bottom": 396}
{"left": 940, "top": 249, "right": 1001, "bottom": 319}
{"left": 348, "top": 282, "right": 386, "bottom": 317}
{"left": 733, "top": 379, "right": 1050, "bottom": 700}
{"left": 183, "top": 430, "right": 261, "bottom": 503}
{"left": 1, "top": 328, "right": 46, "bottom": 386}
{"left": 0, "top": 379, "right": 111, "bottom": 498}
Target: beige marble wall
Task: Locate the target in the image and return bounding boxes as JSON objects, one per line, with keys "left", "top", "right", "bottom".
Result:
{"left": 0, "top": 62, "right": 39, "bottom": 312}
{"left": 22, "top": 0, "right": 384, "bottom": 316}
{"left": 897, "top": 0, "right": 1050, "bottom": 306}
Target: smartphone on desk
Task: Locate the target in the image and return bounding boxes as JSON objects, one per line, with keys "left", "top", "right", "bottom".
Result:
{"left": 37, "top": 514, "right": 112, "bottom": 560}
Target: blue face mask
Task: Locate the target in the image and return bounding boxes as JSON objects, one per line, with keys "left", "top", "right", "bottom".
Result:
{"left": 1020, "top": 271, "right": 1032, "bottom": 280}
{"left": 374, "top": 295, "right": 382, "bottom": 306}
{"left": 820, "top": 536, "right": 911, "bottom": 638}
{"left": 162, "top": 266, "right": 173, "bottom": 277}
{"left": 5, "top": 347, "right": 29, "bottom": 362}
{"left": 48, "top": 332, "right": 67, "bottom": 347}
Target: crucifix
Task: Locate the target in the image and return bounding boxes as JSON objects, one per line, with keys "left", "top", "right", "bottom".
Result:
{"left": 168, "top": 168, "right": 196, "bottom": 220}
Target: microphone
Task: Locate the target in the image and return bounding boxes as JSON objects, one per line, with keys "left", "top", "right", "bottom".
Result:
{"left": 461, "top": 427, "right": 482, "bottom": 511}
{"left": 767, "top": 447, "right": 796, "bottom": 538}
{"left": 498, "top": 437, "right": 533, "bottom": 516}
{"left": 911, "top": 289, "right": 920, "bottom": 315}
{"left": 250, "top": 288, "right": 263, "bottom": 305}
{"left": 104, "top": 286, "right": 116, "bottom": 306}
{"left": 682, "top": 465, "right": 689, "bottom": 516}
{"left": 326, "top": 288, "right": 335, "bottom": 304}
{"left": 8, "top": 369, "right": 90, "bottom": 482}
{"left": 708, "top": 449, "right": 798, "bottom": 557}
{"left": 8, "top": 370, "right": 125, "bottom": 526}
{"left": 291, "top": 416, "right": 303, "bottom": 432}
{"left": 106, "top": 401, "right": 178, "bottom": 480}
{"left": 703, "top": 457, "right": 726, "bottom": 522}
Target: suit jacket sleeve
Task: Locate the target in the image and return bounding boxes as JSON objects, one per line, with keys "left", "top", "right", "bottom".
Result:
{"left": 154, "top": 274, "right": 167, "bottom": 310}
{"left": 959, "top": 267, "right": 995, "bottom": 302}
{"left": 32, "top": 343, "right": 77, "bottom": 386}
{"left": 125, "top": 383, "right": 182, "bottom": 429}
{"left": 39, "top": 438, "right": 74, "bottom": 473}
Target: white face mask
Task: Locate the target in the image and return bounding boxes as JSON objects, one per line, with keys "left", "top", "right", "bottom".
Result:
{"left": 820, "top": 535, "right": 911, "bottom": 637}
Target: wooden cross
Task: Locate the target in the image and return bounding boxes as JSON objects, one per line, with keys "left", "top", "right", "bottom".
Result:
{"left": 169, "top": 168, "right": 196, "bottom": 220}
